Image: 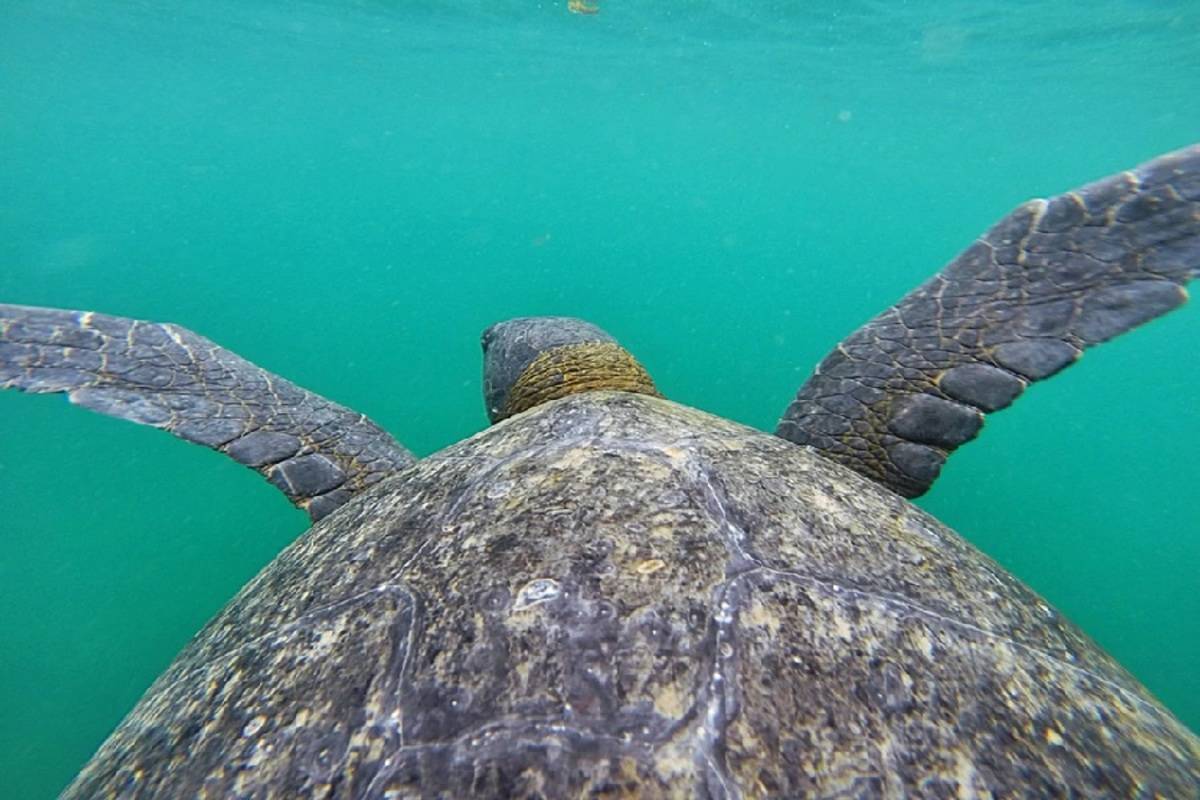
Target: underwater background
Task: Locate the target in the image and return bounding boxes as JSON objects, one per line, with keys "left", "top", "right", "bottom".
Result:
{"left": 1, "top": 1, "right": 1197, "bottom": 795}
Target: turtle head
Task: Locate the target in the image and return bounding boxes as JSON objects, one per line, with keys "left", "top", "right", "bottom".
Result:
{"left": 481, "top": 317, "right": 660, "bottom": 423}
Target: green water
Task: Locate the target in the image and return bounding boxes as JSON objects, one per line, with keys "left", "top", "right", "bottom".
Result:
{"left": 1, "top": 1, "right": 1197, "bottom": 795}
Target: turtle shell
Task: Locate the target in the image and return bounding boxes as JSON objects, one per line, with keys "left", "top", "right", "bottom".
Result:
{"left": 64, "top": 392, "right": 1199, "bottom": 798}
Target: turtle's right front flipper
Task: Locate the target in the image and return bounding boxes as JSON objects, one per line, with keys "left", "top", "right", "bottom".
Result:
{"left": 0, "top": 305, "right": 416, "bottom": 520}
{"left": 777, "top": 144, "right": 1199, "bottom": 498}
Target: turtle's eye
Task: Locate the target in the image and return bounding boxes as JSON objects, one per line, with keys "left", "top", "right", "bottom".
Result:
{"left": 480, "top": 317, "right": 659, "bottom": 424}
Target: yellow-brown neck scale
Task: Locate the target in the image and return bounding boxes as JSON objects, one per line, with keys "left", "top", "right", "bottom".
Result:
{"left": 503, "top": 341, "right": 660, "bottom": 420}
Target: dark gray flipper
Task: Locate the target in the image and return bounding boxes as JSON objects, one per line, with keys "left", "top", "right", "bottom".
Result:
{"left": 777, "top": 144, "right": 1200, "bottom": 497}
{"left": 0, "top": 306, "right": 416, "bottom": 519}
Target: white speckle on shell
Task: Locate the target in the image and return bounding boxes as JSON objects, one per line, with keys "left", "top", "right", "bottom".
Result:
{"left": 485, "top": 480, "right": 513, "bottom": 500}
{"left": 242, "top": 715, "right": 266, "bottom": 737}
{"left": 512, "top": 578, "right": 561, "bottom": 611}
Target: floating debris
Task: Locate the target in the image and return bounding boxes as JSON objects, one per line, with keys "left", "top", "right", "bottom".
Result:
{"left": 568, "top": 0, "right": 599, "bottom": 15}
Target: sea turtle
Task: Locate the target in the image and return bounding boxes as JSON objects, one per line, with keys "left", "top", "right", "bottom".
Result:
{"left": 2, "top": 145, "right": 1198, "bottom": 798}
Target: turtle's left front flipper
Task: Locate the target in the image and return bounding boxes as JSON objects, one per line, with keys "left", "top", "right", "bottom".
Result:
{"left": 0, "top": 306, "right": 416, "bottom": 519}
{"left": 777, "top": 145, "right": 1199, "bottom": 498}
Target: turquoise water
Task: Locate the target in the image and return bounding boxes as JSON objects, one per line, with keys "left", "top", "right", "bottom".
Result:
{"left": 1, "top": 1, "right": 1197, "bottom": 795}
